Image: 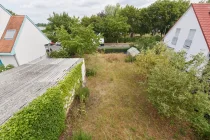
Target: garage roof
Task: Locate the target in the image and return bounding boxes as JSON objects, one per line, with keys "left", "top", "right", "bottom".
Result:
{"left": 0, "top": 57, "right": 83, "bottom": 125}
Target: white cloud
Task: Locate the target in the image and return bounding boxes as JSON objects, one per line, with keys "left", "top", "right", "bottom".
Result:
{"left": 0, "top": 0, "right": 201, "bottom": 23}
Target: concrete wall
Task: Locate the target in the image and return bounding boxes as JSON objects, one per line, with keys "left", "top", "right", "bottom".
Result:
{"left": 15, "top": 17, "right": 49, "bottom": 65}
{"left": 164, "top": 6, "right": 209, "bottom": 61}
{"left": 0, "top": 55, "right": 18, "bottom": 67}
{"left": 0, "top": 5, "right": 11, "bottom": 39}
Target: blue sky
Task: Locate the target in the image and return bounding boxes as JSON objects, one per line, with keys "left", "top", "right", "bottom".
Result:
{"left": 1, "top": 0, "right": 200, "bottom": 23}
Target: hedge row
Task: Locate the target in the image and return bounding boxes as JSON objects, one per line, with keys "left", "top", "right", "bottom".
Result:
{"left": 0, "top": 62, "right": 83, "bottom": 140}
{"left": 98, "top": 47, "right": 130, "bottom": 54}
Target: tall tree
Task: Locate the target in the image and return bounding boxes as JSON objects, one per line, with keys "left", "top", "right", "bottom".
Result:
{"left": 103, "top": 16, "right": 130, "bottom": 42}
{"left": 104, "top": 3, "right": 121, "bottom": 17}
{"left": 56, "top": 23, "right": 100, "bottom": 57}
{"left": 45, "top": 12, "right": 79, "bottom": 42}
{"left": 119, "top": 5, "right": 140, "bottom": 37}
{"left": 139, "top": 0, "right": 190, "bottom": 36}
{"left": 81, "top": 15, "right": 104, "bottom": 34}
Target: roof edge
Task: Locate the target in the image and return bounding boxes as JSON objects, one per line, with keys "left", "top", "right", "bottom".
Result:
{"left": 191, "top": 4, "right": 210, "bottom": 51}
{"left": 0, "top": 4, "right": 12, "bottom": 16}
{"left": 164, "top": 4, "right": 192, "bottom": 39}
{"left": 10, "top": 16, "right": 27, "bottom": 55}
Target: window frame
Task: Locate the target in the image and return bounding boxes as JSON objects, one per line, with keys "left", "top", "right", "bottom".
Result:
{"left": 183, "top": 29, "right": 196, "bottom": 49}
{"left": 171, "top": 28, "right": 181, "bottom": 45}
{"left": 4, "top": 29, "right": 16, "bottom": 40}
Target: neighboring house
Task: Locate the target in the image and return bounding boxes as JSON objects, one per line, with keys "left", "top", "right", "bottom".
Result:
{"left": 164, "top": 4, "right": 210, "bottom": 61}
{"left": 0, "top": 4, "right": 50, "bottom": 67}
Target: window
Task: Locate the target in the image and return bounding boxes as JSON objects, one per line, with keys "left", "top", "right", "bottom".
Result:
{"left": 183, "top": 29, "right": 196, "bottom": 49}
{"left": 171, "top": 28, "right": 181, "bottom": 45}
{"left": 4, "top": 29, "right": 16, "bottom": 40}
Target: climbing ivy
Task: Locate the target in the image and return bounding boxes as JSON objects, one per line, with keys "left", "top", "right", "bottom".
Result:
{"left": 0, "top": 63, "right": 83, "bottom": 140}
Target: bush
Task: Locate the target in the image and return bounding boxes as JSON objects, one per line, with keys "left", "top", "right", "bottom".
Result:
{"left": 0, "top": 64, "right": 14, "bottom": 73}
{"left": 75, "top": 87, "right": 90, "bottom": 103}
{"left": 0, "top": 63, "right": 83, "bottom": 140}
{"left": 105, "top": 36, "right": 140, "bottom": 43}
{"left": 136, "top": 43, "right": 210, "bottom": 138}
{"left": 48, "top": 49, "right": 69, "bottom": 58}
{"left": 125, "top": 56, "right": 136, "bottom": 63}
{"left": 72, "top": 130, "right": 92, "bottom": 140}
{"left": 86, "top": 68, "right": 97, "bottom": 77}
{"left": 98, "top": 47, "right": 130, "bottom": 54}
{"left": 134, "top": 34, "right": 162, "bottom": 51}
{"left": 5, "top": 64, "right": 14, "bottom": 70}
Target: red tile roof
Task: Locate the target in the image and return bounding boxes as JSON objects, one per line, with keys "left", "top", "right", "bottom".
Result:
{"left": 0, "top": 16, "right": 24, "bottom": 53}
{"left": 192, "top": 4, "right": 210, "bottom": 50}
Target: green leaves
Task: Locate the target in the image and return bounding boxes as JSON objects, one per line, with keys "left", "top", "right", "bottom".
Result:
{"left": 0, "top": 63, "right": 83, "bottom": 140}
{"left": 136, "top": 43, "right": 210, "bottom": 137}
{"left": 55, "top": 23, "right": 100, "bottom": 57}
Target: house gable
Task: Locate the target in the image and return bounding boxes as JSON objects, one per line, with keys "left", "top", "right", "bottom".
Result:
{"left": 14, "top": 17, "right": 49, "bottom": 65}
{"left": 0, "top": 5, "right": 11, "bottom": 40}
{"left": 164, "top": 5, "right": 209, "bottom": 59}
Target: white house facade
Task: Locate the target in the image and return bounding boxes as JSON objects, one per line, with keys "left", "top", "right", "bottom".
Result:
{"left": 0, "top": 4, "right": 49, "bottom": 67}
{"left": 164, "top": 4, "right": 210, "bottom": 61}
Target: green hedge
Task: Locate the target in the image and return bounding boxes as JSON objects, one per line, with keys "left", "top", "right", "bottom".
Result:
{"left": 0, "top": 63, "right": 83, "bottom": 140}
{"left": 98, "top": 47, "right": 130, "bottom": 53}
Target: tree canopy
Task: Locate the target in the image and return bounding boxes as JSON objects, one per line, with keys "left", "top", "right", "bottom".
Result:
{"left": 54, "top": 22, "right": 100, "bottom": 57}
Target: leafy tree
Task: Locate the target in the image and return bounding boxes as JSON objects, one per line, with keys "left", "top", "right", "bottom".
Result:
{"left": 45, "top": 12, "right": 79, "bottom": 42}
{"left": 104, "top": 3, "right": 121, "bottom": 17}
{"left": 55, "top": 23, "right": 100, "bottom": 57}
{"left": 119, "top": 5, "right": 140, "bottom": 37}
{"left": 81, "top": 15, "right": 104, "bottom": 34}
{"left": 103, "top": 16, "right": 130, "bottom": 43}
{"left": 139, "top": 0, "right": 190, "bottom": 36}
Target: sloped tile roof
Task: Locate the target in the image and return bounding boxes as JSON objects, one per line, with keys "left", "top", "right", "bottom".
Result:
{"left": 192, "top": 4, "right": 210, "bottom": 50}
{"left": 0, "top": 16, "right": 24, "bottom": 53}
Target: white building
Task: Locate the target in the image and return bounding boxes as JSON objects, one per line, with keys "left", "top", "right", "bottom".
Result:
{"left": 0, "top": 4, "right": 50, "bottom": 67}
{"left": 164, "top": 4, "right": 210, "bottom": 61}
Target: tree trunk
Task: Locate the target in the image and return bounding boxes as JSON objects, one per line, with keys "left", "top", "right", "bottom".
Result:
{"left": 130, "top": 32, "right": 134, "bottom": 38}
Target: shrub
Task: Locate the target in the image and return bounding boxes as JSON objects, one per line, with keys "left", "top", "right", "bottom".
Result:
{"left": 72, "top": 130, "right": 92, "bottom": 140}
{"left": 98, "top": 47, "right": 130, "bottom": 54}
{"left": 0, "top": 64, "right": 14, "bottom": 73}
{"left": 136, "top": 43, "right": 210, "bottom": 138}
{"left": 75, "top": 87, "right": 90, "bottom": 103}
{"left": 86, "top": 68, "right": 97, "bottom": 77}
{"left": 48, "top": 49, "right": 69, "bottom": 58}
{"left": 134, "top": 34, "right": 162, "bottom": 51}
{"left": 0, "top": 63, "right": 83, "bottom": 140}
{"left": 125, "top": 56, "right": 136, "bottom": 63}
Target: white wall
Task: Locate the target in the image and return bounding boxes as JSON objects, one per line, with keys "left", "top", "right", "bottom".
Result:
{"left": 164, "top": 6, "right": 209, "bottom": 60}
{"left": 0, "top": 6, "right": 11, "bottom": 38}
{"left": 0, "top": 55, "right": 18, "bottom": 67}
{"left": 15, "top": 17, "right": 49, "bottom": 65}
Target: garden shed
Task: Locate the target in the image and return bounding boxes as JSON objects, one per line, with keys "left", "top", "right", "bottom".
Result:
{"left": 127, "top": 47, "right": 140, "bottom": 57}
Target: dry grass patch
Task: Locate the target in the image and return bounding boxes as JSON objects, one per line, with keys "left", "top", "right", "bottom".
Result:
{"left": 60, "top": 53, "right": 196, "bottom": 140}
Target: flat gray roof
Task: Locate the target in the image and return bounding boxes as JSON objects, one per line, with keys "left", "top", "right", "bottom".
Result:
{"left": 0, "top": 58, "right": 82, "bottom": 125}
